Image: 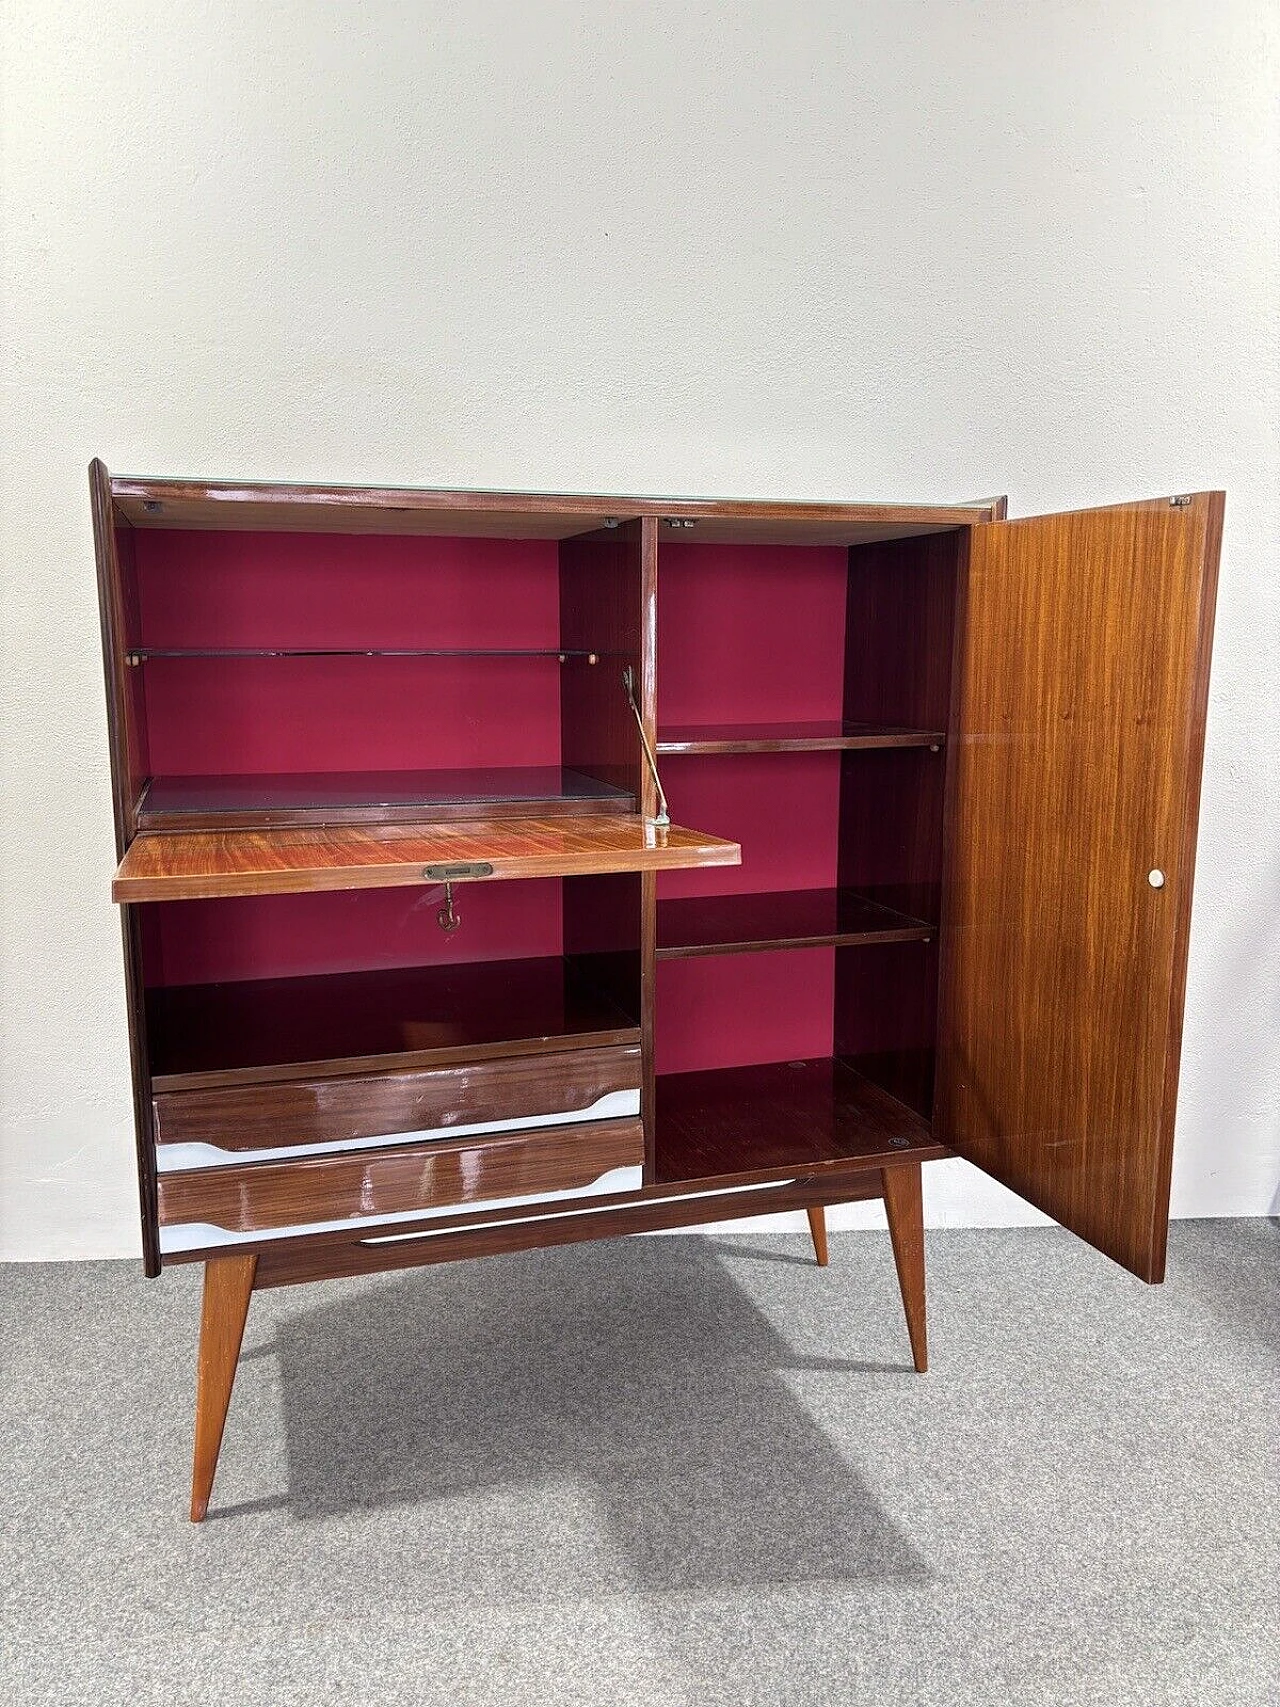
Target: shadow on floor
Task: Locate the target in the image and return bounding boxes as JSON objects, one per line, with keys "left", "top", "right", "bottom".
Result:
{"left": 217, "top": 1237, "right": 928, "bottom": 1592}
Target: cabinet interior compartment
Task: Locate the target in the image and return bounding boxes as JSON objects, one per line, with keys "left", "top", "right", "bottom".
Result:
{"left": 141, "top": 873, "right": 642, "bottom": 1088}
{"left": 114, "top": 518, "right": 643, "bottom": 827}
{"left": 652, "top": 526, "right": 961, "bottom": 1183}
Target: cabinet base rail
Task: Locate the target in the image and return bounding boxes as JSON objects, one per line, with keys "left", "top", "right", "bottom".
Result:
{"left": 189, "top": 1161, "right": 927, "bottom": 1522}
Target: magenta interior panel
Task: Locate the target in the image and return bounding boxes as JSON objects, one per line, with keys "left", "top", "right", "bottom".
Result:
{"left": 656, "top": 543, "right": 848, "bottom": 726}
{"left": 655, "top": 951, "right": 835, "bottom": 1075}
{"left": 143, "top": 881, "right": 564, "bottom": 988}
{"left": 657, "top": 752, "right": 842, "bottom": 900}
{"left": 132, "top": 530, "right": 562, "bottom": 776}
{"left": 655, "top": 542, "right": 848, "bottom": 1072}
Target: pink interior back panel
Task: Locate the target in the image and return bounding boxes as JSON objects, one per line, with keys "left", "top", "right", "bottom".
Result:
{"left": 656, "top": 542, "right": 848, "bottom": 725}
{"left": 657, "top": 753, "right": 842, "bottom": 899}
{"left": 656, "top": 951, "right": 835, "bottom": 1075}
{"left": 145, "top": 882, "right": 565, "bottom": 988}
{"left": 133, "top": 530, "right": 562, "bottom": 775}
{"left": 655, "top": 542, "right": 848, "bottom": 1071}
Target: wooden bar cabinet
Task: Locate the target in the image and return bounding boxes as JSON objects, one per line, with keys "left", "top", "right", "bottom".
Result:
{"left": 90, "top": 465, "right": 1223, "bottom": 1520}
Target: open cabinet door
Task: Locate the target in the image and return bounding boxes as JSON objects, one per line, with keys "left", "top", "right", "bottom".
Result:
{"left": 935, "top": 494, "right": 1223, "bottom": 1281}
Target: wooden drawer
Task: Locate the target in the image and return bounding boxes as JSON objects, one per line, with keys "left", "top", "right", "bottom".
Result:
{"left": 157, "top": 1115, "right": 644, "bottom": 1253}
{"left": 153, "top": 1044, "right": 640, "bottom": 1166}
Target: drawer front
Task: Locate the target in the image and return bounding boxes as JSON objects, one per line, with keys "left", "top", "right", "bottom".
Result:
{"left": 153, "top": 1044, "right": 641, "bottom": 1167}
{"left": 157, "top": 1115, "right": 644, "bottom": 1253}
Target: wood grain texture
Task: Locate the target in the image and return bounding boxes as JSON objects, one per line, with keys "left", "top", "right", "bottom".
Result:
{"left": 109, "top": 474, "right": 993, "bottom": 540}
{"left": 159, "top": 1117, "right": 644, "bottom": 1233}
{"left": 251, "top": 1171, "right": 891, "bottom": 1288}
{"left": 190, "top": 1254, "right": 256, "bottom": 1521}
{"left": 806, "top": 1205, "right": 829, "bottom": 1267}
{"left": 936, "top": 494, "right": 1224, "bottom": 1282}
{"left": 656, "top": 888, "right": 931, "bottom": 959}
{"left": 656, "top": 721, "right": 943, "bottom": 754}
{"left": 148, "top": 958, "right": 640, "bottom": 1089}
{"left": 654, "top": 1057, "right": 946, "bottom": 1188}
{"left": 113, "top": 815, "right": 740, "bottom": 903}
{"left": 154, "top": 1044, "right": 640, "bottom": 1151}
{"left": 882, "top": 1162, "right": 927, "bottom": 1372}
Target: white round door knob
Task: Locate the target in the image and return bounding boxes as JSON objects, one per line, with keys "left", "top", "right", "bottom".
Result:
{"left": 1148, "top": 869, "right": 1166, "bottom": 889}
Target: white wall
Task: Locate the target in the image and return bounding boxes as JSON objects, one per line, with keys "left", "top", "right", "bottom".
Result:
{"left": 2, "top": 1, "right": 1276, "bottom": 1259}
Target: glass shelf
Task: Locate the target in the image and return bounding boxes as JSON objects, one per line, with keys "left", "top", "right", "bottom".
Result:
{"left": 656, "top": 721, "right": 945, "bottom": 754}
{"left": 127, "top": 647, "right": 616, "bottom": 662}
{"left": 655, "top": 888, "right": 933, "bottom": 958}
{"left": 137, "top": 768, "right": 636, "bottom": 826}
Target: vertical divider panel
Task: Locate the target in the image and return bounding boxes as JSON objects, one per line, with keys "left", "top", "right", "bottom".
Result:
{"left": 639, "top": 519, "right": 659, "bottom": 1170}
{"left": 834, "top": 532, "right": 962, "bottom": 1117}
{"left": 559, "top": 517, "right": 658, "bottom": 1170}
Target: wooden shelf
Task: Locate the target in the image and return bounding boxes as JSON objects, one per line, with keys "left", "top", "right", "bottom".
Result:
{"left": 114, "top": 814, "right": 741, "bottom": 902}
{"left": 656, "top": 721, "right": 944, "bottom": 754}
{"left": 654, "top": 1057, "right": 944, "bottom": 1186}
{"left": 137, "top": 768, "right": 635, "bottom": 828}
{"left": 655, "top": 888, "right": 933, "bottom": 959}
{"left": 148, "top": 956, "right": 640, "bottom": 1089}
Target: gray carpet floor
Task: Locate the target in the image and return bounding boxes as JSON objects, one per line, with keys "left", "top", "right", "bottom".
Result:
{"left": 1, "top": 1220, "right": 1276, "bottom": 1706}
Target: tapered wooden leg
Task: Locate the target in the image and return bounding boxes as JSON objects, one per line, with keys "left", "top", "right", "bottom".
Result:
{"left": 882, "top": 1163, "right": 927, "bottom": 1373}
{"left": 805, "top": 1205, "right": 829, "bottom": 1267}
{"left": 191, "top": 1254, "right": 257, "bottom": 1522}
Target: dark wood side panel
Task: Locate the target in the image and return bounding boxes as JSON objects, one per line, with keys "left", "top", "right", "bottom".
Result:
{"left": 252, "top": 1170, "right": 893, "bottom": 1288}
{"left": 122, "top": 906, "right": 161, "bottom": 1274}
{"left": 158, "top": 1116, "right": 644, "bottom": 1234}
{"left": 154, "top": 1044, "right": 640, "bottom": 1151}
{"left": 834, "top": 530, "right": 961, "bottom": 1116}
{"left": 110, "top": 475, "right": 996, "bottom": 539}
{"left": 936, "top": 494, "right": 1224, "bottom": 1281}
{"left": 89, "top": 459, "right": 148, "bottom": 849}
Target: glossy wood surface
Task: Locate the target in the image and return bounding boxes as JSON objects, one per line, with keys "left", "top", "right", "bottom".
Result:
{"left": 654, "top": 1057, "right": 945, "bottom": 1187}
{"left": 656, "top": 721, "right": 943, "bottom": 754}
{"left": 154, "top": 1043, "right": 640, "bottom": 1151}
{"left": 881, "top": 1163, "right": 927, "bottom": 1372}
{"left": 251, "top": 1171, "right": 890, "bottom": 1288}
{"left": 190, "top": 1254, "right": 256, "bottom": 1521}
{"left": 148, "top": 957, "right": 640, "bottom": 1089}
{"left": 936, "top": 494, "right": 1224, "bottom": 1282}
{"left": 656, "top": 888, "right": 931, "bottom": 959}
{"left": 114, "top": 814, "right": 740, "bottom": 903}
{"left": 110, "top": 475, "right": 992, "bottom": 539}
{"left": 159, "top": 1116, "right": 644, "bottom": 1234}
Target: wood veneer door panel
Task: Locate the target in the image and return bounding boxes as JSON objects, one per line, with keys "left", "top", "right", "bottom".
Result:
{"left": 937, "top": 493, "right": 1224, "bottom": 1281}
